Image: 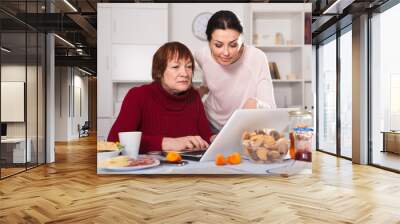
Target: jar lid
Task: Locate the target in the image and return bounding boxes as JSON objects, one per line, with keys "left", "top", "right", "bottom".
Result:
{"left": 288, "top": 110, "right": 312, "bottom": 116}
{"left": 294, "top": 127, "right": 314, "bottom": 132}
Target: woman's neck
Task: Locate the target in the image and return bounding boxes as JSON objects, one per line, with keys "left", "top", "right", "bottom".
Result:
{"left": 160, "top": 81, "right": 184, "bottom": 96}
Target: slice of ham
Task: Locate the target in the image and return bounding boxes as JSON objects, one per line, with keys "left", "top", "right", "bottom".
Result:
{"left": 127, "top": 156, "right": 156, "bottom": 167}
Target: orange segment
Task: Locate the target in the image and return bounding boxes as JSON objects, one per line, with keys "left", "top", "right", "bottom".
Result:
{"left": 227, "top": 152, "right": 241, "bottom": 165}
{"left": 166, "top": 151, "right": 182, "bottom": 162}
{"left": 215, "top": 154, "right": 227, "bottom": 166}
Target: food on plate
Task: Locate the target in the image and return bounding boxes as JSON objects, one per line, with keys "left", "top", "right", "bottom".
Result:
{"left": 127, "top": 156, "right": 157, "bottom": 166}
{"left": 99, "top": 156, "right": 129, "bottom": 167}
{"left": 241, "top": 129, "right": 289, "bottom": 163}
{"left": 98, "top": 155, "right": 157, "bottom": 168}
{"left": 227, "top": 152, "right": 241, "bottom": 165}
{"left": 215, "top": 153, "right": 227, "bottom": 166}
{"left": 97, "top": 141, "right": 121, "bottom": 152}
{"left": 166, "top": 151, "right": 182, "bottom": 162}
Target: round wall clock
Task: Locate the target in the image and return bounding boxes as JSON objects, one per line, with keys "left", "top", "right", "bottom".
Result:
{"left": 192, "top": 12, "right": 213, "bottom": 41}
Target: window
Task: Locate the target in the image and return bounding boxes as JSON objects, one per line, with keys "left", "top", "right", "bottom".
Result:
{"left": 370, "top": 2, "right": 400, "bottom": 171}
{"left": 317, "top": 37, "right": 337, "bottom": 154}
{"left": 0, "top": 1, "right": 47, "bottom": 179}
{"left": 340, "top": 29, "right": 352, "bottom": 158}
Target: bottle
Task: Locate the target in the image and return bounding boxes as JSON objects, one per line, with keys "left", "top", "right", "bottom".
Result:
{"left": 289, "top": 131, "right": 295, "bottom": 159}
{"left": 288, "top": 110, "right": 313, "bottom": 160}
{"left": 294, "top": 127, "right": 313, "bottom": 162}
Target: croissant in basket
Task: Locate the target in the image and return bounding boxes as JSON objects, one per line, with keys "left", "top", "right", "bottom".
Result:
{"left": 242, "top": 129, "right": 289, "bottom": 163}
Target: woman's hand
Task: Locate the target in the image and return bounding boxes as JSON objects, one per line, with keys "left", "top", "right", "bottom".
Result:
{"left": 162, "top": 136, "right": 209, "bottom": 151}
{"left": 243, "top": 98, "right": 258, "bottom": 109}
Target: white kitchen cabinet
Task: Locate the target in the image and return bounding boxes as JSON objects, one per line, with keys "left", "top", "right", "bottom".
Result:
{"left": 97, "top": 5, "right": 113, "bottom": 118}
{"left": 109, "top": 4, "right": 168, "bottom": 82}
{"left": 111, "top": 45, "right": 158, "bottom": 82}
{"left": 97, "top": 118, "right": 116, "bottom": 141}
{"left": 111, "top": 4, "right": 168, "bottom": 45}
{"left": 97, "top": 3, "right": 168, "bottom": 126}
{"left": 98, "top": 3, "right": 168, "bottom": 140}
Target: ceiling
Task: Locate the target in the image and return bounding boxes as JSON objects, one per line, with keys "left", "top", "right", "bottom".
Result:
{"left": 0, "top": 0, "right": 393, "bottom": 75}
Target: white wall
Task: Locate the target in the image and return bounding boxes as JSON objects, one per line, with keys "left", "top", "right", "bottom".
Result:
{"left": 54, "top": 67, "right": 89, "bottom": 141}
{"left": 169, "top": 3, "right": 250, "bottom": 52}
{"left": 72, "top": 72, "right": 89, "bottom": 138}
{"left": 1, "top": 65, "right": 32, "bottom": 138}
{"left": 55, "top": 67, "right": 70, "bottom": 141}
{"left": 1, "top": 64, "right": 46, "bottom": 163}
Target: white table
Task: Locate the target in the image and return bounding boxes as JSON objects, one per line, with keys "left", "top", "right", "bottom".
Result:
{"left": 1, "top": 138, "right": 31, "bottom": 163}
{"left": 97, "top": 157, "right": 311, "bottom": 175}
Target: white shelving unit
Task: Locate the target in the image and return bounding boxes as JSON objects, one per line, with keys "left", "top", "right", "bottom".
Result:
{"left": 249, "top": 3, "right": 312, "bottom": 110}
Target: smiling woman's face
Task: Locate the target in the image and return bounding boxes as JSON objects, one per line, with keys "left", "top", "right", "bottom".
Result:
{"left": 209, "top": 28, "right": 243, "bottom": 65}
{"left": 161, "top": 56, "right": 193, "bottom": 95}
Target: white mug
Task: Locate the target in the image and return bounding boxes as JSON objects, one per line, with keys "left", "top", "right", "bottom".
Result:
{"left": 118, "top": 131, "right": 142, "bottom": 159}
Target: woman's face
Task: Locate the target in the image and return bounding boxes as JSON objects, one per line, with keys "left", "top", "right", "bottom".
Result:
{"left": 209, "top": 28, "right": 243, "bottom": 65}
{"left": 161, "top": 56, "right": 193, "bottom": 95}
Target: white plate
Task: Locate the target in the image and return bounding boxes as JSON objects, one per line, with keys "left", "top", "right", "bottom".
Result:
{"left": 101, "top": 158, "right": 160, "bottom": 171}
{"left": 97, "top": 149, "right": 123, "bottom": 161}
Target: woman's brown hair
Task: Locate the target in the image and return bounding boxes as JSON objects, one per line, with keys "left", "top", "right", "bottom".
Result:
{"left": 152, "top": 42, "right": 195, "bottom": 82}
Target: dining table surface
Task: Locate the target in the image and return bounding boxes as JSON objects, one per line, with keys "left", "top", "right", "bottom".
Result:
{"left": 97, "top": 155, "right": 312, "bottom": 175}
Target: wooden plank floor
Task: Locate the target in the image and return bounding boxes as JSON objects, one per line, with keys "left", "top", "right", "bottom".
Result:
{"left": 1, "top": 135, "right": 400, "bottom": 224}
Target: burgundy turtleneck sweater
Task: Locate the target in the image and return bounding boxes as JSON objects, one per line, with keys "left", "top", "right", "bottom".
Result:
{"left": 107, "top": 82, "right": 213, "bottom": 153}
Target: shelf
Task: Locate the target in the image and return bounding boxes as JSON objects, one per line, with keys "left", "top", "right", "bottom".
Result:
{"left": 253, "top": 12, "right": 302, "bottom": 19}
{"left": 272, "top": 79, "right": 303, "bottom": 83}
{"left": 255, "top": 45, "right": 302, "bottom": 52}
{"left": 277, "top": 106, "right": 302, "bottom": 110}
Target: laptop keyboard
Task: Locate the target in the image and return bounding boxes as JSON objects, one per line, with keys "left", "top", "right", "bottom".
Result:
{"left": 180, "top": 150, "right": 206, "bottom": 156}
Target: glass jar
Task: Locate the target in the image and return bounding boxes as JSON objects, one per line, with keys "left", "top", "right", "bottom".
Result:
{"left": 294, "top": 127, "right": 313, "bottom": 162}
{"left": 288, "top": 110, "right": 313, "bottom": 159}
{"left": 288, "top": 110, "right": 313, "bottom": 130}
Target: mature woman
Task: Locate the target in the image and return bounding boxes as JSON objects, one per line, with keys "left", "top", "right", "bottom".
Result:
{"left": 196, "top": 10, "right": 276, "bottom": 133}
{"left": 108, "top": 42, "right": 212, "bottom": 153}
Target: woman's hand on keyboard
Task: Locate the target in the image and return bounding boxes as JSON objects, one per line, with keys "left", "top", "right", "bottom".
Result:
{"left": 162, "top": 136, "right": 209, "bottom": 151}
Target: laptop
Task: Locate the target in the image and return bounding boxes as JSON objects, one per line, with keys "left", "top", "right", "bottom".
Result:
{"left": 178, "top": 108, "right": 291, "bottom": 162}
